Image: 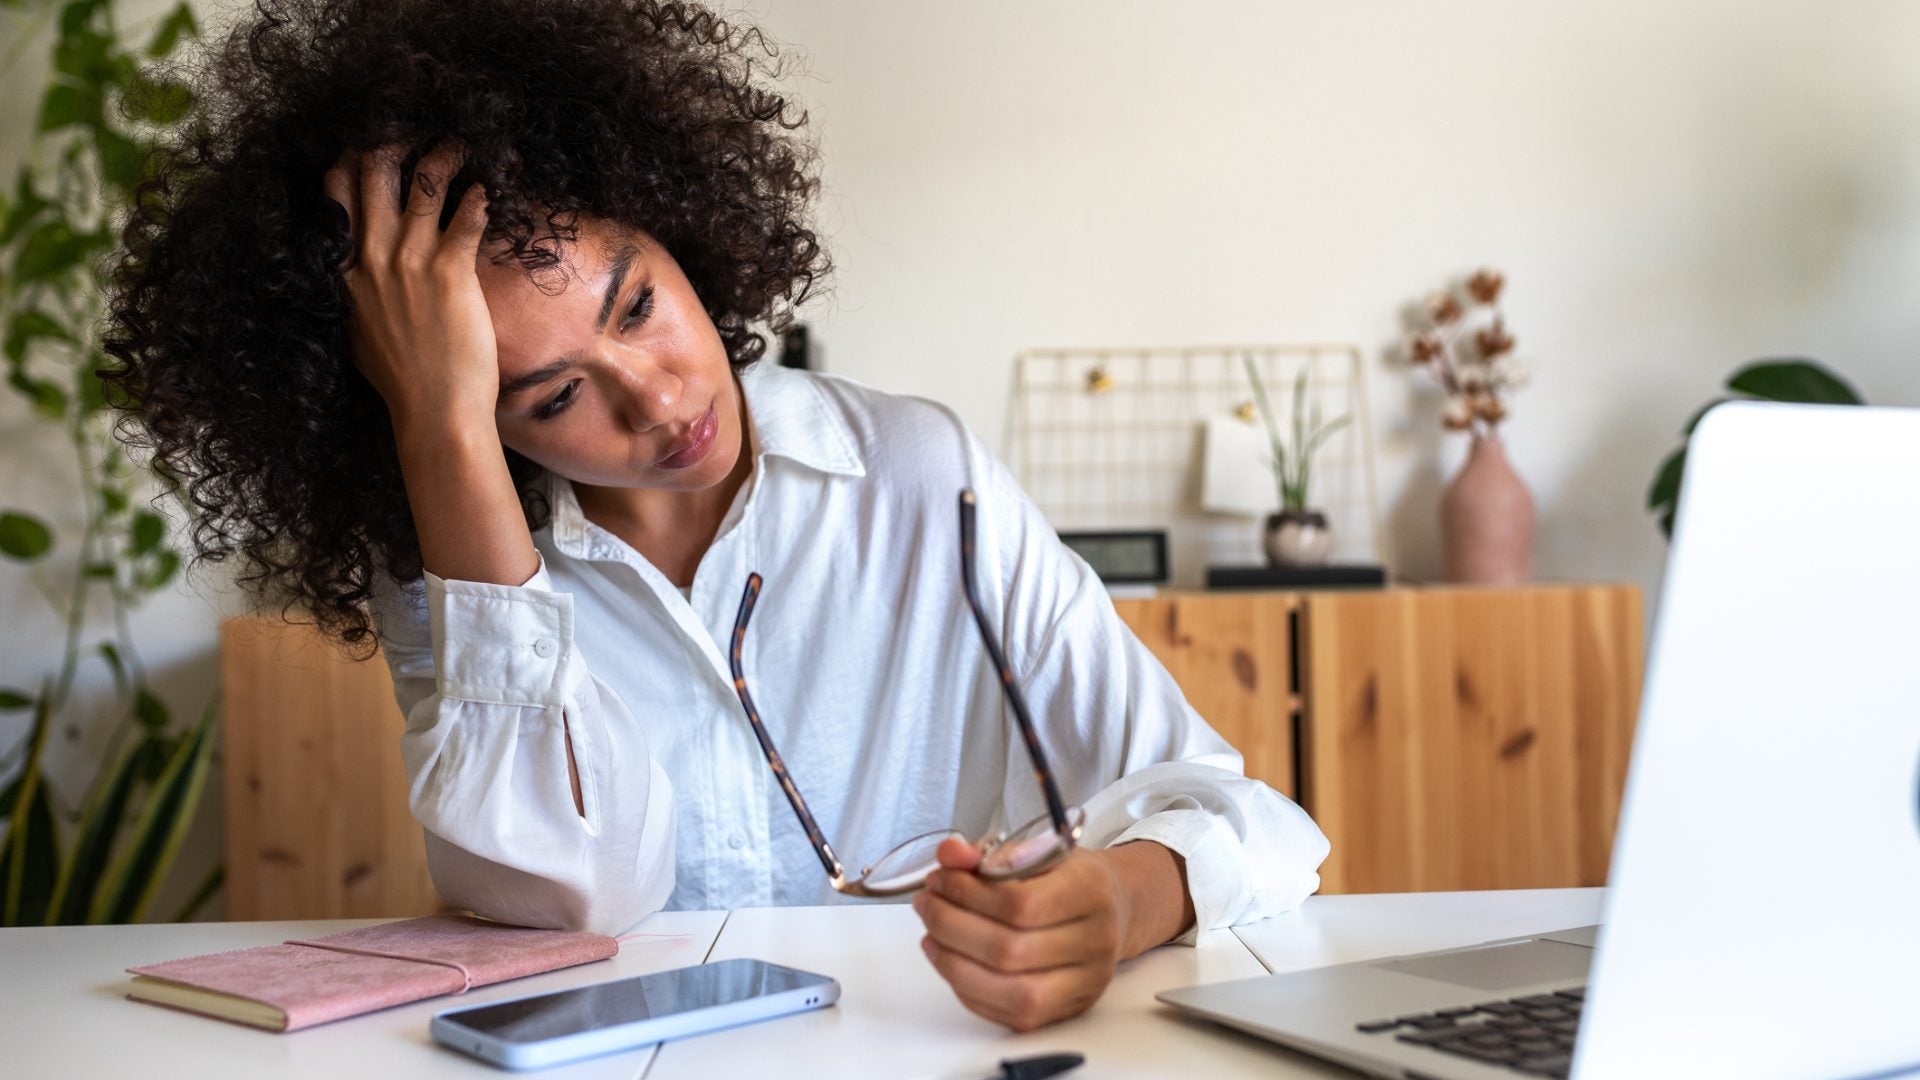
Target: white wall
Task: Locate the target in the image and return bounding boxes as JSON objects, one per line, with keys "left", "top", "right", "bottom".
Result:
{"left": 743, "top": 0, "right": 1920, "bottom": 592}
{"left": 7, "top": 0, "right": 1920, "bottom": 920}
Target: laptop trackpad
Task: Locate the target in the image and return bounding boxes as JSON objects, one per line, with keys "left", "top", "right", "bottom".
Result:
{"left": 1373, "top": 939, "right": 1593, "bottom": 992}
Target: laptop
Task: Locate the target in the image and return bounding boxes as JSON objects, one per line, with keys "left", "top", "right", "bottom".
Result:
{"left": 1158, "top": 401, "right": 1920, "bottom": 1079}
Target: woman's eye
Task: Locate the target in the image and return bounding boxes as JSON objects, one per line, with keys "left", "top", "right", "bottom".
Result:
{"left": 534, "top": 380, "right": 580, "bottom": 421}
{"left": 622, "top": 284, "right": 656, "bottom": 330}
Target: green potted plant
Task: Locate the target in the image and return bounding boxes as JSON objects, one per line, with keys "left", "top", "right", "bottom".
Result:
{"left": 1244, "top": 357, "right": 1350, "bottom": 565}
{"left": 1647, "top": 359, "right": 1863, "bottom": 538}
{"left": 0, "top": 0, "right": 220, "bottom": 926}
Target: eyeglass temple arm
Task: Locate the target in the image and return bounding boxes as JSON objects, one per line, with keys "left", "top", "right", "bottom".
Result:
{"left": 729, "top": 573, "right": 852, "bottom": 886}
{"left": 958, "top": 490, "right": 1075, "bottom": 837}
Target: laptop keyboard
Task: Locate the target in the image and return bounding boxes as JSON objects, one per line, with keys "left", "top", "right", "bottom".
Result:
{"left": 1355, "top": 987, "right": 1583, "bottom": 1078}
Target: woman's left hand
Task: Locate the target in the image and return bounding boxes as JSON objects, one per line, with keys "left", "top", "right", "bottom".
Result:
{"left": 911, "top": 837, "right": 1188, "bottom": 1031}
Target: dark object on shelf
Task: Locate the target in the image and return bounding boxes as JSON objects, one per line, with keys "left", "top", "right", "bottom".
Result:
{"left": 779, "top": 323, "right": 811, "bottom": 370}
{"left": 1207, "top": 563, "right": 1386, "bottom": 590}
{"left": 1059, "top": 530, "right": 1169, "bottom": 585}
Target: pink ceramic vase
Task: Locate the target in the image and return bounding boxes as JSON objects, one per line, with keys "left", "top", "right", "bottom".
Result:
{"left": 1441, "top": 432, "right": 1535, "bottom": 585}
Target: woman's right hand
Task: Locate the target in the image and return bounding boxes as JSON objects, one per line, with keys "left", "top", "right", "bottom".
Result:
{"left": 322, "top": 140, "right": 539, "bottom": 592}
{"left": 323, "top": 141, "right": 497, "bottom": 430}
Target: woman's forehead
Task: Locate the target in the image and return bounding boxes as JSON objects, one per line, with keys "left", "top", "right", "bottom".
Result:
{"left": 479, "top": 221, "right": 638, "bottom": 309}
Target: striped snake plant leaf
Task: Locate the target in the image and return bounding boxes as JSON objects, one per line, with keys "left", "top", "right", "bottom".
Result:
{"left": 87, "top": 701, "right": 215, "bottom": 924}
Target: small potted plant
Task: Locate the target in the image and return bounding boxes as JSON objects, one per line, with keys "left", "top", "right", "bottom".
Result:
{"left": 1405, "top": 268, "right": 1535, "bottom": 584}
{"left": 1244, "top": 358, "right": 1350, "bottom": 565}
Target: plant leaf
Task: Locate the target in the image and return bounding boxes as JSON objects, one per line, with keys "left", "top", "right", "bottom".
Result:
{"left": 0, "top": 511, "right": 54, "bottom": 560}
{"left": 1, "top": 692, "right": 57, "bottom": 926}
{"left": 130, "top": 510, "right": 165, "bottom": 555}
{"left": 8, "top": 370, "right": 70, "bottom": 419}
{"left": 0, "top": 175, "right": 50, "bottom": 245}
{"left": 123, "top": 74, "right": 193, "bottom": 125}
{"left": 96, "top": 129, "right": 152, "bottom": 193}
{"left": 1726, "top": 359, "right": 1863, "bottom": 405}
{"left": 141, "top": 549, "right": 180, "bottom": 591}
{"left": 96, "top": 642, "right": 127, "bottom": 693}
{"left": 1243, "top": 356, "right": 1289, "bottom": 500}
{"left": 134, "top": 687, "right": 168, "bottom": 730}
{"left": 0, "top": 688, "right": 35, "bottom": 710}
{"left": 146, "top": 2, "right": 198, "bottom": 58}
{"left": 12, "top": 220, "right": 90, "bottom": 284}
{"left": 0, "top": 781, "right": 60, "bottom": 927}
{"left": 133, "top": 733, "right": 175, "bottom": 782}
{"left": 90, "top": 703, "right": 217, "bottom": 924}
{"left": 37, "top": 81, "right": 102, "bottom": 132}
{"left": 53, "top": 21, "right": 119, "bottom": 87}
{"left": 1647, "top": 447, "right": 1686, "bottom": 516}
{"left": 59, "top": 0, "right": 108, "bottom": 36}
{"left": 77, "top": 366, "right": 110, "bottom": 414}
{"left": 45, "top": 732, "right": 149, "bottom": 924}
{"left": 5, "top": 309, "right": 72, "bottom": 367}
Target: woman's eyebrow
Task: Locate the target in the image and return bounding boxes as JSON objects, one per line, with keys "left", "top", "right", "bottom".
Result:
{"left": 595, "top": 240, "right": 640, "bottom": 329}
{"left": 498, "top": 240, "right": 642, "bottom": 405}
{"left": 499, "top": 357, "right": 577, "bottom": 403}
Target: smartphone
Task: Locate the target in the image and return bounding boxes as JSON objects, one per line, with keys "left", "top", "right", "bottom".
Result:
{"left": 430, "top": 957, "right": 840, "bottom": 1071}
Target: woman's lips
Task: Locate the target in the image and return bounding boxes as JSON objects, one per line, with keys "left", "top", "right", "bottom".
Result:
{"left": 654, "top": 406, "right": 718, "bottom": 470}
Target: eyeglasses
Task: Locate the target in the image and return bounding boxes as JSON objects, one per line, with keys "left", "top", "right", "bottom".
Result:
{"left": 727, "top": 488, "right": 1086, "bottom": 897}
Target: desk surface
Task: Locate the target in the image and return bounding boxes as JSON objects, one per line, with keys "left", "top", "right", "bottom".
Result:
{"left": 0, "top": 888, "right": 1603, "bottom": 1079}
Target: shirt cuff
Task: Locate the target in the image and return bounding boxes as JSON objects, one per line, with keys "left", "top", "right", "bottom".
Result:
{"left": 423, "top": 552, "right": 576, "bottom": 707}
{"left": 1107, "top": 807, "right": 1251, "bottom": 948}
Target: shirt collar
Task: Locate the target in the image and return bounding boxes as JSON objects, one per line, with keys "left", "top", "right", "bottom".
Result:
{"left": 736, "top": 360, "right": 866, "bottom": 479}
{"left": 543, "top": 361, "right": 865, "bottom": 560}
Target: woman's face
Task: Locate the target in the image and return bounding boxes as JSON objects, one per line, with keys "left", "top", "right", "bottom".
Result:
{"left": 480, "top": 217, "right": 743, "bottom": 493}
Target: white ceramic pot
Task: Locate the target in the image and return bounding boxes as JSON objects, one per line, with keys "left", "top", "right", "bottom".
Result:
{"left": 1264, "top": 510, "right": 1332, "bottom": 566}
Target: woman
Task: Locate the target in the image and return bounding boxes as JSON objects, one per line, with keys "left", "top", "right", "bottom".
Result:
{"left": 102, "top": 0, "right": 1328, "bottom": 1030}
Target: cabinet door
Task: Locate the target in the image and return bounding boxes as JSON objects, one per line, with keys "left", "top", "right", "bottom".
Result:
{"left": 1301, "top": 586, "right": 1642, "bottom": 893}
{"left": 221, "top": 617, "right": 445, "bottom": 920}
{"left": 1111, "top": 593, "right": 1297, "bottom": 799}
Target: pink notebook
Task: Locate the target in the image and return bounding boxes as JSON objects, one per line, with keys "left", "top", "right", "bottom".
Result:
{"left": 124, "top": 913, "right": 618, "bottom": 1032}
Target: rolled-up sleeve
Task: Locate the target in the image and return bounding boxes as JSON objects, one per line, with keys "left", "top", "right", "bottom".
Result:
{"left": 973, "top": 443, "right": 1330, "bottom": 946}
{"left": 368, "top": 553, "right": 676, "bottom": 936}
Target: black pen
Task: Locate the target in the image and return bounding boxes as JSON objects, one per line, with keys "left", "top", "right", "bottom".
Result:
{"left": 989, "top": 1053, "right": 1085, "bottom": 1080}
{"left": 911, "top": 1051, "right": 1087, "bottom": 1080}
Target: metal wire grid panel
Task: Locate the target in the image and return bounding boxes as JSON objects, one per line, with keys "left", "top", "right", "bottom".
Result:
{"left": 1009, "top": 344, "right": 1385, "bottom": 588}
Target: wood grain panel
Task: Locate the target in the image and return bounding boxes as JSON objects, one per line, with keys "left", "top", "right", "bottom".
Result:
{"left": 221, "top": 584, "right": 1640, "bottom": 917}
{"left": 220, "top": 617, "right": 445, "bottom": 920}
{"left": 1300, "top": 585, "right": 1642, "bottom": 894}
{"left": 1112, "top": 593, "right": 1297, "bottom": 798}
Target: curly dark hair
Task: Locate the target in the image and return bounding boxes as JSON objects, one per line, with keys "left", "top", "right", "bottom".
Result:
{"left": 99, "top": 0, "right": 829, "bottom": 656}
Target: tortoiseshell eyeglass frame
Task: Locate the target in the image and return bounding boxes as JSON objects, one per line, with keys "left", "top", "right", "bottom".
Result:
{"left": 727, "top": 488, "right": 1085, "bottom": 898}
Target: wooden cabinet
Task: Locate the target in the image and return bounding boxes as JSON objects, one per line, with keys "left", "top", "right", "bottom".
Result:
{"left": 220, "top": 583, "right": 1641, "bottom": 918}
{"left": 219, "top": 618, "right": 447, "bottom": 921}
{"left": 1115, "top": 585, "right": 1643, "bottom": 895}
{"left": 1109, "top": 593, "right": 1299, "bottom": 799}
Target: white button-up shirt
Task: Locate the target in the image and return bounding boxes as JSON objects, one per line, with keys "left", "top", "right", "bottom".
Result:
{"left": 368, "top": 361, "right": 1329, "bottom": 940}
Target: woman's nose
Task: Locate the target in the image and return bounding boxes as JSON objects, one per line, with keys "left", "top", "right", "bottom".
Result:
{"left": 610, "top": 353, "right": 684, "bottom": 431}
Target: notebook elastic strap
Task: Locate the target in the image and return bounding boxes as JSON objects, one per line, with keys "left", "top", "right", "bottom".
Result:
{"left": 283, "top": 939, "right": 475, "bottom": 994}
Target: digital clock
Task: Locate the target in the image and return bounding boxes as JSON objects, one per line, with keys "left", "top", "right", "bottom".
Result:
{"left": 1057, "top": 530, "right": 1170, "bottom": 585}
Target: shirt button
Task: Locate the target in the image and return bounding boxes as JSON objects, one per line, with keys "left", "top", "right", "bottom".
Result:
{"left": 728, "top": 833, "right": 746, "bottom": 850}
{"left": 532, "top": 638, "right": 556, "bottom": 658}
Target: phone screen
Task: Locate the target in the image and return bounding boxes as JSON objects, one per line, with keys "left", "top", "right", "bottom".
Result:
{"left": 444, "top": 958, "right": 829, "bottom": 1044}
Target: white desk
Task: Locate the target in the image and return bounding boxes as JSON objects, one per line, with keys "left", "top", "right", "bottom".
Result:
{"left": 0, "top": 910, "right": 727, "bottom": 1080}
{"left": 1, "top": 889, "right": 1604, "bottom": 1079}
